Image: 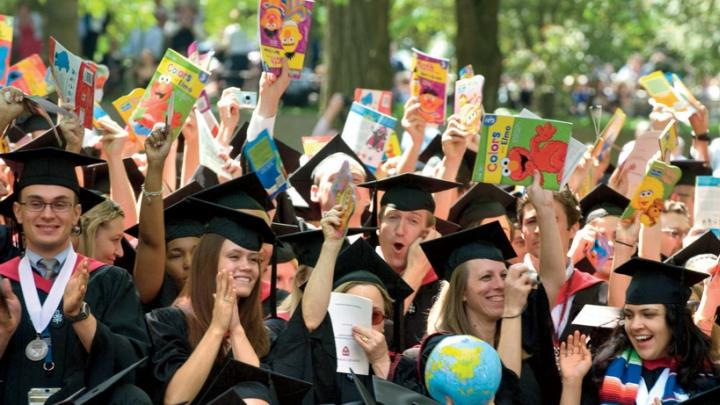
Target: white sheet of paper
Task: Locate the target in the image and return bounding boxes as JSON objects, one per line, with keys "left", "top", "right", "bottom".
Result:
{"left": 694, "top": 176, "right": 720, "bottom": 229}
{"left": 571, "top": 305, "right": 622, "bottom": 329}
{"left": 328, "top": 292, "right": 372, "bottom": 375}
{"left": 196, "top": 110, "right": 231, "bottom": 178}
{"left": 560, "top": 137, "right": 587, "bottom": 187}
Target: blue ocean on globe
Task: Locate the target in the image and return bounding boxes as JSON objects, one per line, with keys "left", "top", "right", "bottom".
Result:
{"left": 424, "top": 335, "right": 502, "bottom": 405}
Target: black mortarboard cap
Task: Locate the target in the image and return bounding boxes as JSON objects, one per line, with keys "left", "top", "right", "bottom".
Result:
{"left": 358, "top": 173, "right": 459, "bottom": 213}
{"left": 276, "top": 138, "right": 302, "bottom": 174}
{"left": 289, "top": 134, "right": 375, "bottom": 209}
{"left": 671, "top": 160, "right": 713, "bottom": 186}
{"left": 228, "top": 122, "right": 249, "bottom": 160}
{"left": 333, "top": 238, "right": 413, "bottom": 303}
{"left": 192, "top": 172, "right": 274, "bottom": 211}
{"left": 187, "top": 197, "right": 275, "bottom": 250}
{"left": 448, "top": 182, "right": 515, "bottom": 228}
{"left": 421, "top": 220, "right": 516, "bottom": 281}
{"left": 272, "top": 191, "right": 301, "bottom": 227}
{"left": 349, "top": 369, "right": 377, "bottom": 405}
{"left": 417, "top": 134, "right": 477, "bottom": 185}
{"left": 615, "top": 257, "right": 709, "bottom": 305}
{"left": 372, "top": 375, "right": 441, "bottom": 405}
{"left": 434, "top": 218, "right": 462, "bottom": 235}
{"left": 197, "top": 359, "right": 312, "bottom": 405}
{"left": 81, "top": 157, "right": 145, "bottom": 197}
{"left": 164, "top": 181, "right": 204, "bottom": 208}
{"left": 682, "top": 384, "right": 720, "bottom": 404}
{"left": 665, "top": 230, "right": 720, "bottom": 272}
{"left": 580, "top": 184, "right": 630, "bottom": 224}
{"left": 11, "top": 112, "right": 57, "bottom": 136}
{"left": 71, "top": 356, "right": 148, "bottom": 405}
{"left": 1, "top": 147, "right": 103, "bottom": 194}
{"left": 13, "top": 125, "right": 64, "bottom": 150}
{"left": 278, "top": 228, "right": 372, "bottom": 268}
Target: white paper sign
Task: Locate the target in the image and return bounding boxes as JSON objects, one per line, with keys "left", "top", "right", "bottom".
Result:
{"left": 694, "top": 176, "right": 720, "bottom": 229}
{"left": 328, "top": 292, "right": 372, "bottom": 375}
{"left": 560, "top": 137, "right": 587, "bottom": 187}
{"left": 196, "top": 110, "right": 231, "bottom": 178}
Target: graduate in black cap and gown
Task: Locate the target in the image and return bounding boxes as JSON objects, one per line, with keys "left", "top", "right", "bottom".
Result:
{"left": 561, "top": 258, "right": 719, "bottom": 404}
{"left": 390, "top": 221, "right": 537, "bottom": 405}
{"left": 669, "top": 160, "right": 712, "bottom": 224}
{"left": 269, "top": 205, "right": 413, "bottom": 404}
{"left": 358, "top": 173, "right": 458, "bottom": 350}
{"left": 0, "top": 147, "right": 151, "bottom": 404}
{"left": 145, "top": 197, "right": 277, "bottom": 404}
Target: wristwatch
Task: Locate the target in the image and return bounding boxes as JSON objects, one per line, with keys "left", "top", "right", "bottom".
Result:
{"left": 65, "top": 302, "right": 91, "bottom": 323}
{"left": 694, "top": 132, "right": 711, "bottom": 142}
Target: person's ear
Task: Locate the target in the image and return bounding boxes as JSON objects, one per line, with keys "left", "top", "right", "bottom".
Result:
{"left": 310, "top": 184, "right": 320, "bottom": 203}
{"left": 12, "top": 201, "right": 22, "bottom": 224}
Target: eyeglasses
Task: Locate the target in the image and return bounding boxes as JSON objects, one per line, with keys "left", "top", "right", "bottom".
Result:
{"left": 19, "top": 200, "right": 75, "bottom": 213}
{"left": 372, "top": 310, "right": 386, "bottom": 326}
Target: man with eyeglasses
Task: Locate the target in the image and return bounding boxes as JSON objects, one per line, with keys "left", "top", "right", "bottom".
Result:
{"left": 0, "top": 147, "right": 151, "bottom": 404}
{"left": 660, "top": 200, "right": 692, "bottom": 259}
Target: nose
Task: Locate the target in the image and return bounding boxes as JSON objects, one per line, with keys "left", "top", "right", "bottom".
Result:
{"left": 115, "top": 241, "right": 124, "bottom": 259}
{"left": 39, "top": 203, "right": 56, "bottom": 217}
{"left": 182, "top": 252, "right": 193, "bottom": 270}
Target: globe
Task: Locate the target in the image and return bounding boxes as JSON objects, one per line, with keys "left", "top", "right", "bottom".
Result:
{"left": 424, "top": 335, "right": 502, "bottom": 405}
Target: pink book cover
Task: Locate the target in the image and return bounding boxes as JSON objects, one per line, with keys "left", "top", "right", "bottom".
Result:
{"left": 259, "top": 0, "right": 314, "bottom": 79}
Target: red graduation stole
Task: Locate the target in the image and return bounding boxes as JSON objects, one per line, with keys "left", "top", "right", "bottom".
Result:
{"left": 0, "top": 253, "right": 106, "bottom": 294}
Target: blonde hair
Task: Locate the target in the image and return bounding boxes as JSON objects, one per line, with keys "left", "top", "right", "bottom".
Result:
{"left": 77, "top": 198, "right": 124, "bottom": 258}
{"left": 278, "top": 264, "right": 312, "bottom": 317}
{"left": 334, "top": 280, "right": 394, "bottom": 318}
{"left": 427, "top": 262, "right": 472, "bottom": 336}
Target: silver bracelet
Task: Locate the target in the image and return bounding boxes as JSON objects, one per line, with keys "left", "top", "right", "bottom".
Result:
{"left": 141, "top": 184, "right": 163, "bottom": 203}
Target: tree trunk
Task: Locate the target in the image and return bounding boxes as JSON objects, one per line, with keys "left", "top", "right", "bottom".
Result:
{"left": 43, "top": 0, "right": 79, "bottom": 54}
{"left": 455, "top": 0, "right": 502, "bottom": 112}
{"left": 323, "top": 0, "right": 393, "bottom": 113}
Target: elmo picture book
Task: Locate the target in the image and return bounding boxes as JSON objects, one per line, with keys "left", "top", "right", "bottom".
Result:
{"left": 411, "top": 48, "right": 449, "bottom": 125}
{"left": 130, "top": 48, "right": 209, "bottom": 140}
{"left": 259, "top": 0, "right": 314, "bottom": 79}
{"left": 471, "top": 114, "right": 573, "bottom": 191}
{"left": 49, "top": 37, "right": 96, "bottom": 129}
{"left": 621, "top": 160, "right": 681, "bottom": 227}
{"left": 341, "top": 102, "right": 397, "bottom": 173}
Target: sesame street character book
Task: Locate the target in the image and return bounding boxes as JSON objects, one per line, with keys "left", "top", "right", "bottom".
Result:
{"left": 243, "top": 129, "right": 289, "bottom": 199}
{"left": 454, "top": 65, "right": 484, "bottom": 134}
{"left": 0, "top": 15, "right": 13, "bottom": 86}
{"left": 411, "top": 48, "right": 449, "bottom": 125}
{"left": 341, "top": 102, "right": 397, "bottom": 173}
{"left": 639, "top": 71, "right": 697, "bottom": 124}
{"left": 354, "top": 88, "right": 393, "bottom": 115}
{"left": 49, "top": 37, "right": 96, "bottom": 129}
{"left": 621, "top": 160, "right": 681, "bottom": 227}
{"left": 259, "top": 0, "right": 314, "bottom": 79}
{"left": 129, "top": 48, "right": 209, "bottom": 140}
{"left": 471, "top": 114, "right": 572, "bottom": 190}
{"left": 6, "top": 54, "right": 51, "bottom": 96}
{"left": 590, "top": 108, "right": 626, "bottom": 162}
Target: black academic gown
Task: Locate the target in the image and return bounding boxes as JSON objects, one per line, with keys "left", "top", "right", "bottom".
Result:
{"left": 143, "top": 273, "right": 180, "bottom": 312}
{"left": 390, "top": 333, "right": 532, "bottom": 405}
{"left": 268, "top": 304, "right": 372, "bottom": 405}
{"left": 0, "top": 257, "right": 150, "bottom": 404}
{"left": 146, "top": 307, "right": 275, "bottom": 404}
{"left": 402, "top": 279, "right": 441, "bottom": 350}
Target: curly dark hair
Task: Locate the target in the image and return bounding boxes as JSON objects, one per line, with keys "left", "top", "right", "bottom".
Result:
{"left": 591, "top": 304, "right": 716, "bottom": 391}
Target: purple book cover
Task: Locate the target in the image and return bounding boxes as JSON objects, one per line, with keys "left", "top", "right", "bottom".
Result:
{"left": 411, "top": 48, "right": 449, "bottom": 125}
{"left": 258, "top": 0, "right": 314, "bottom": 79}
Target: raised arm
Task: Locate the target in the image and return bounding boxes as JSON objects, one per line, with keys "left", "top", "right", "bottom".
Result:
{"left": 0, "top": 87, "right": 27, "bottom": 134}
{"left": 180, "top": 112, "right": 200, "bottom": 186}
{"left": 498, "top": 263, "right": 532, "bottom": 376}
{"left": 302, "top": 206, "right": 345, "bottom": 332}
{"left": 396, "top": 97, "right": 426, "bottom": 175}
{"left": 608, "top": 216, "right": 640, "bottom": 307}
{"left": 247, "top": 58, "right": 290, "bottom": 141}
{"left": 97, "top": 119, "right": 138, "bottom": 228}
{"left": 133, "top": 124, "right": 172, "bottom": 304}
{"left": 558, "top": 331, "right": 591, "bottom": 405}
{"left": 527, "top": 172, "right": 566, "bottom": 306}
{"left": 433, "top": 114, "right": 468, "bottom": 220}
{"left": 695, "top": 263, "right": 720, "bottom": 336}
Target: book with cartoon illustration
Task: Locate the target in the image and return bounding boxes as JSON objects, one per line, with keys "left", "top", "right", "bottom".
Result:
{"left": 0, "top": 15, "right": 13, "bottom": 86}
{"left": 331, "top": 160, "right": 356, "bottom": 233}
{"left": 341, "top": 102, "right": 397, "bottom": 173}
{"left": 129, "top": 48, "right": 209, "bottom": 140}
{"left": 471, "top": 114, "right": 573, "bottom": 190}
{"left": 411, "top": 48, "right": 449, "bottom": 125}
{"left": 639, "top": 71, "right": 697, "bottom": 124}
{"left": 49, "top": 37, "right": 96, "bottom": 129}
{"left": 354, "top": 88, "right": 393, "bottom": 115}
{"left": 621, "top": 160, "right": 681, "bottom": 226}
{"left": 6, "top": 54, "right": 51, "bottom": 96}
{"left": 258, "top": 0, "right": 314, "bottom": 79}
{"left": 243, "top": 129, "right": 289, "bottom": 199}
{"left": 454, "top": 65, "right": 484, "bottom": 134}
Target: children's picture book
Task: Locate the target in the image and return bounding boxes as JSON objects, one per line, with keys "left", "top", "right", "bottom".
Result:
{"left": 694, "top": 176, "right": 720, "bottom": 230}
{"left": 197, "top": 110, "right": 232, "bottom": 178}
{"left": 639, "top": 71, "right": 697, "bottom": 124}
{"left": 330, "top": 160, "right": 355, "bottom": 234}
{"left": 6, "top": 54, "right": 50, "bottom": 96}
{"left": 130, "top": 48, "right": 209, "bottom": 140}
{"left": 384, "top": 132, "right": 402, "bottom": 159}
{"left": 411, "top": 48, "right": 449, "bottom": 125}
{"left": 471, "top": 114, "right": 573, "bottom": 190}
{"left": 0, "top": 15, "right": 13, "bottom": 86}
{"left": 93, "top": 63, "right": 110, "bottom": 103}
{"left": 658, "top": 120, "right": 679, "bottom": 162}
{"left": 454, "top": 65, "right": 484, "bottom": 134}
{"left": 243, "top": 128, "right": 289, "bottom": 198}
{"left": 618, "top": 130, "right": 661, "bottom": 197}
{"left": 259, "top": 0, "right": 314, "bottom": 79}
{"left": 354, "top": 88, "right": 392, "bottom": 115}
{"left": 49, "top": 37, "right": 96, "bottom": 129}
{"left": 301, "top": 134, "right": 333, "bottom": 157}
{"left": 341, "top": 102, "right": 397, "bottom": 172}
{"left": 621, "top": 160, "right": 681, "bottom": 226}
{"left": 590, "top": 108, "right": 626, "bottom": 162}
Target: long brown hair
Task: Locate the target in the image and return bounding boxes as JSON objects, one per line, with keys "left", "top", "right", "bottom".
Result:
{"left": 184, "top": 233, "right": 269, "bottom": 359}
{"left": 427, "top": 262, "right": 473, "bottom": 336}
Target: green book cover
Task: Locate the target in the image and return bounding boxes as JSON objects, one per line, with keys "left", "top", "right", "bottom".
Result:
{"left": 472, "top": 114, "right": 573, "bottom": 190}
